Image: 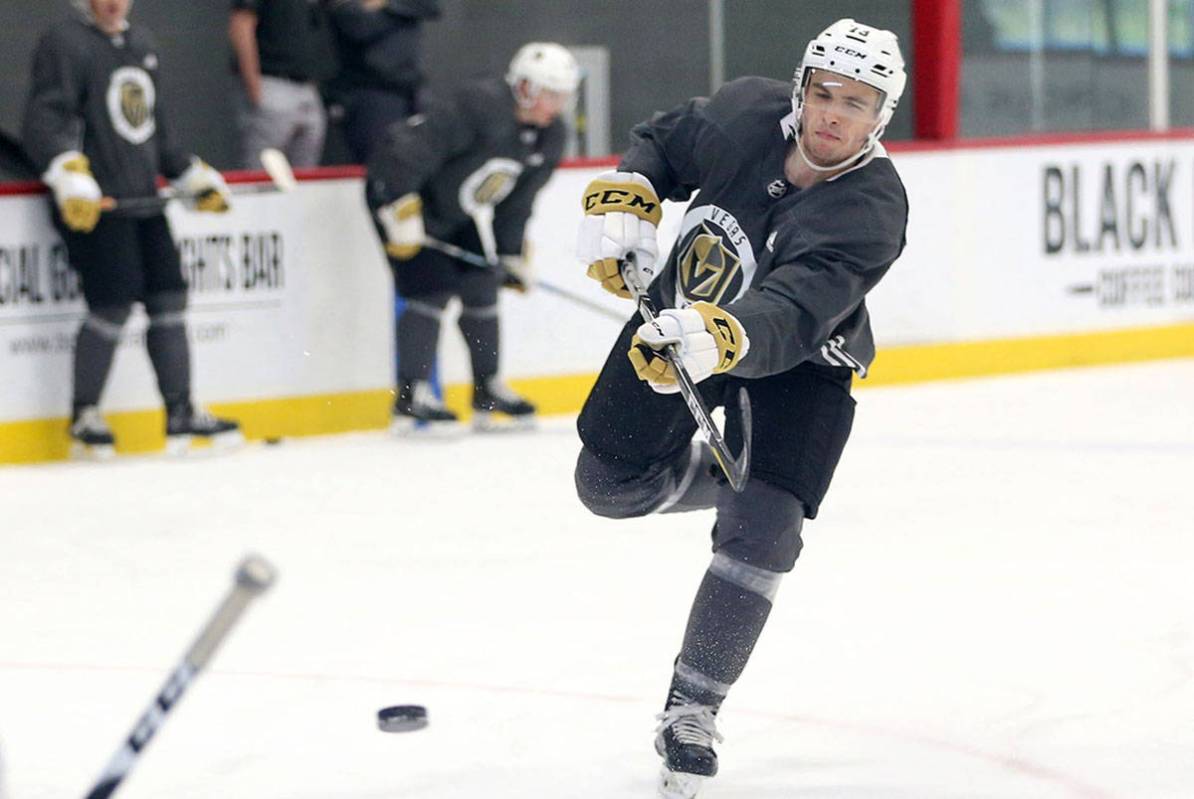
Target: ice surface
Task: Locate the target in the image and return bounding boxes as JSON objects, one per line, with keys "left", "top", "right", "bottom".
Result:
{"left": 2, "top": 360, "right": 1192, "bottom": 798}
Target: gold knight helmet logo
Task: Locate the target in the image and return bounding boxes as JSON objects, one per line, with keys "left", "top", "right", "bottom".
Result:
{"left": 679, "top": 222, "right": 742, "bottom": 304}
{"left": 120, "top": 81, "right": 149, "bottom": 129}
{"left": 106, "top": 66, "right": 157, "bottom": 144}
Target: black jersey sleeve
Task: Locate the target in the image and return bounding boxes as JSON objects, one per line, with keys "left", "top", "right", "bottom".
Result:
{"left": 21, "top": 28, "right": 88, "bottom": 171}
{"left": 140, "top": 31, "right": 191, "bottom": 179}
{"left": 493, "top": 123, "right": 565, "bottom": 255}
{"left": 367, "top": 92, "right": 478, "bottom": 205}
{"left": 726, "top": 163, "right": 908, "bottom": 378}
{"left": 618, "top": 97, "right": 712, "bottom": 203}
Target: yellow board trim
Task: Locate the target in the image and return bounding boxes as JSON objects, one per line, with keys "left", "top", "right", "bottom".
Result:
{"left": 3, "top": 322, "right": 1192, "bottom": 465}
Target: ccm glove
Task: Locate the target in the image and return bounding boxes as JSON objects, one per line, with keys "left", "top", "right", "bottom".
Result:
{"left": 577, "top": 170, "right": 661, "bottom": 298}
{"left": 376, "top": 193, "right": 425, "bottom": 260}
{"left": 173, "top": 157, "right": 231, "bottom": 212}
{"left": 499, "top": 254, "right": 535, "bottom": 293}
{"left": 628, "top": 302, "right": 750, "bottom": 394}
{"left": 43, "top": 152, "right": 102, "bottom": 233}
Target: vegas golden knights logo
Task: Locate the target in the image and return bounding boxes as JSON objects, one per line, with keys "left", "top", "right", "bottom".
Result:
{"left": 106, "top": 66, "right": 157, "bottom": 144}
{"left": 458, "top": 157, "right": 524, "bottom": 215}
{"left": 671, "top": 205, "right": 757, "bottom": 309}
{"left": 120, "top": 82, "right": 150, "bottom": 129}
{"left": 679, "top": 222, "right": 742, "bottom": 304}
{"left": 472, "top": 172, "right": 515, "bottom": 205}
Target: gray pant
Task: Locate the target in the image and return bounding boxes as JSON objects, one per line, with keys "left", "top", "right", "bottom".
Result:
{"left": 234, "top": 75, "right": 327, "bottom": 170}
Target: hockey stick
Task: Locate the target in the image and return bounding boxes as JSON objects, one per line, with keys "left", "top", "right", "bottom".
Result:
{"left": 621, "top": 253, "right": 751, "bottom": 492}
{"left": 82, "top": 555, "right": 277, "bottom": 799}
{"left": 421, "top": 236, "right": 627, "bottom": 323}
{"left": 100, "top": 148, "right": 297, "bottom": 216}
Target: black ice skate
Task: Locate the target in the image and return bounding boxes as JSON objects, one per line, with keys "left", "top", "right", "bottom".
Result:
{"left": 69, "top": 405, "right": 116, "bottom": 460}
{"left": 471, "top": 377, "right": 535, "bottom": 431}
{"left": 391, "top": 379, "right": 459, "bottom": 434}
{"left": 654, "top": 691, "right": 724, "bottom": 799}
{"left": 165, "top": 402, "right": 243, "bottom": 455}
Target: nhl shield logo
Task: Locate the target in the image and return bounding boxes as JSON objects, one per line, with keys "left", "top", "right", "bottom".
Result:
{"left": 766, "top": 179, "right": 788, "bottom": 198}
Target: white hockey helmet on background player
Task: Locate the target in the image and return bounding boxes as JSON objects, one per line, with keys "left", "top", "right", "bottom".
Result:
{"left": 506, "top": 42, "right": 582, "bottom": 107}
{"left": 72, "top": 0, "right": 133, "bottom": 29}
{"left": 792, "top": 19, "right": 906, "bottom": 156}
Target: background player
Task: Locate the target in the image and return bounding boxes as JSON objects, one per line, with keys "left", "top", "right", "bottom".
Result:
{"left": 574, "top": 19, "right": 909, "bottom": 798}
{"left": 24, "top": 0, "right": 238, "bottom": 457}
{"left": 369, "top": 41, "right": 579, "bottom": 431}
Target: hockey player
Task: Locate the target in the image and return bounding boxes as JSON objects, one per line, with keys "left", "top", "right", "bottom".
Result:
{"left": 369, "top": 42, "right": 578, "bottom": 431}
{"left": 574, "top": 19, "right": 909, "bottom": 798}
{"left": 23, "top": 0, "right": 239, "bottom": 457}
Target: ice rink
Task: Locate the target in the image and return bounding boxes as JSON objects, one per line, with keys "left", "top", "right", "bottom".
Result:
{"left": 2, "top": 359, "right": 1192, "bottom": 799}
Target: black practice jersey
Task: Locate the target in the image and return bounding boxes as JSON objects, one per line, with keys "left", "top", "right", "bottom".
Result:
{"left": 22, "top": 17, "right": 191, "bottom": 200}
{"left": 622, "top": 77, "right": 909, "bottom": 379}
{"left": 367, "top": 77, "right": 566, "bottom": 255}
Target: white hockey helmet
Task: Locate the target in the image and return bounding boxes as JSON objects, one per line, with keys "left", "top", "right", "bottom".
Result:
{"left": 506, "top": 42, "right": 581, "bottom": 104}
{"left": 72, "top": 0, "right": 134, "bottom": 23}
{"left": 792, "top": 19, "right": 906, "bottom": 149}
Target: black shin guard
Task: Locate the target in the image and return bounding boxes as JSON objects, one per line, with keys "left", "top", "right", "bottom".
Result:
{"left": 457, "top": 303, "right": 499, "bottom": 381}
{"left": 144, "top": 292, "right": 191, "bottom": 409}
{"left": 676, "top": 552, "right": 783, "bottom": 692}
{"left": 72, "top": 306, "right": 131, "bottom": 410}
{"left": 398, "top": 295, "right": 449, "bottom": 381}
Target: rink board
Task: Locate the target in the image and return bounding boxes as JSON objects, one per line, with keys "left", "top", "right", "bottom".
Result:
{"left": 3, "top": 136, "right": 1194, "bottom": 463}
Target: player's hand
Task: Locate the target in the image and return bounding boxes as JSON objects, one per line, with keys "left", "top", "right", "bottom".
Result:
{"left": 375, "top": 193, "right": 424, "bottom": 260}
{"left": 43, "top": 152, "right": 102, "bottom": 233}
{"left": 628, "top": 302, "right": 749, "bottom": 394}
{"left": 174, "top": 158, "right": 231, "bottom": 213}
{"left": 499, "top": 254, "right": 534, "bottom": 293}
{"left": 577, "top": 170, "right": 661, "bottom": 298}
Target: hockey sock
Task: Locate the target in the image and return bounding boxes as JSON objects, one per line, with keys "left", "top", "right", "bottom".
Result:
{"left": 675, "top": 552, "right": 783, "bottom": 693}
{"left": 457, "top": 302, "right": 499, "bottom": 381}
{"left": 657, "top": 440, "right": 721, "bottom": 514}
{"left": 72, "top": 306, "right": 130, "bottom": 411}
{"left": 397, "top": 296, "right": 448, "bottom": 381}
{"left": 144, "top": 292, "right": 191, "bottom": 409}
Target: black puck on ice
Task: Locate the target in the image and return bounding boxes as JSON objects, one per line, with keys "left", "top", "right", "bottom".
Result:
{"left": 264, "top": 437, "right": 282, "bottom": 446}
{"left": 377, "top": 704, "right": 428, "bottom": 732}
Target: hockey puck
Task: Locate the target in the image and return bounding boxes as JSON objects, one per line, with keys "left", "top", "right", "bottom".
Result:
{"left": 377, "top": 705, "right": 428, "bottom": 732}
{"left": 264, "top": 437, "right": 282, "bottom": 446}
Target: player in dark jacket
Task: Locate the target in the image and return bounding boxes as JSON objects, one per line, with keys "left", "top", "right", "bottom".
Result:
{"left": 368, "top": 42, "right": 578, "bottom": 432}
{"left": 574, "top": 19, "right": 909, "bottom": 798}
{"left": 23, "top": 0, "right": 238, "bottom": 457}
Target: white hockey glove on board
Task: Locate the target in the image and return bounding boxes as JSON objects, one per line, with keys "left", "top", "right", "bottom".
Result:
{"left": 376, "top": 193, "right": 425, "bottom": 260}
{"left": 173, "top": 157, "right": 231, "bottom": 212}
{"left": 628, "top": 302, "right": 750, "bottom": 394}
{"left": 577, "top": 170, "right": 661, "bottom": 298}
{"left": 43, "top": 151, "right": 102, "bottom": 233}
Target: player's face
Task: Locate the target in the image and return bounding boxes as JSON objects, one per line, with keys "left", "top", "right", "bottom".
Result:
{"left": 90, "top": 0, "right": 131, "bottom": 33}
{"left": 799, "top": 70, "right": 883, "bottom": 166}
{"left": 515, "top": 83, "right": 574, "bottom": 128}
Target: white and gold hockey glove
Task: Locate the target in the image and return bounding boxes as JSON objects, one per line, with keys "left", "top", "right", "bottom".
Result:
{"left": 43, "top": 151, "right": 103, "bottom": 233}
{"left": 376, "top": 193, "right": 425, "bottom": 260}
{"left": 628, "top": 302, "right": 750, "bottom": 394}
{"left": 173, "top": 157, "right": 231, "bottom": 213}
{"left": 577, "top": 170, "right": 662, "bottom": 298}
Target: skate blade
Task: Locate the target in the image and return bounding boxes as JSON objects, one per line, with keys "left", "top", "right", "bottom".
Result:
{"left": 389, "top": 417, "right": 462, "bottom": 438}
{"left": 658, "top": 767, "right": 704, "bottom": 799}
{"left": 471, "top": 411, "right": 537, "bottom": 433}
{"left": 70, "top": 442, "right": 116, "bottom": 461}
{"left": 165, "top": 430, "right": 245, "bottom": 457}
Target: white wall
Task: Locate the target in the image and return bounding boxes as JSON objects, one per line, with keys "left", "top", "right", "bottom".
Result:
{"left": 3, "top": 136, "right": 1194, "bottom": 425}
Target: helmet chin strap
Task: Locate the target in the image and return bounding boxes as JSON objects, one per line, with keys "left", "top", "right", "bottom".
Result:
{"left": 793, "top": 119, "right": 882, "bottom": 174}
